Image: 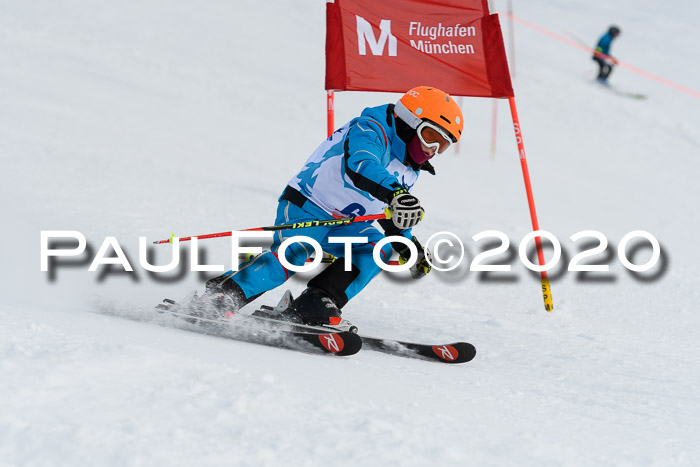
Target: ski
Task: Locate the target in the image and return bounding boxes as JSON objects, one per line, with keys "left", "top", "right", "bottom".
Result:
{"left": 359, "top": 336, "right": 476, "bottom": 364}
{"left": 608, "top": 86, "right": 647, "bottom": 100}
{"left": 156, "top": 291, "right": 476, "bottom": 364}
{"left": 154, "top": 301, "right": 362, "bottom": 357}
{"left": 592, "top": 79, "right": 647, "bottom": 100}
{"left": 251, "top": 298, "right": 476, "bottom": 364}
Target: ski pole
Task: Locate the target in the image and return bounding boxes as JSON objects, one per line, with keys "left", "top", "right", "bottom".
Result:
{"left": 153, "top": 212, "right": 390, "bottom": 245}
{"left": 238, "top": 252, "right": 399, "bottom": 266}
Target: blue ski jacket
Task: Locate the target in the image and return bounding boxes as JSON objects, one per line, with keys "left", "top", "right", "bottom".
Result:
{"left": 594, "top": 32, "right": 614, "bottom": 58}
{"left": 286, "top": 104, "right": 432, "bottom": 221}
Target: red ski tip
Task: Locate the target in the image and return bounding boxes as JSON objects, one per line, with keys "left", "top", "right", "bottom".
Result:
{"left": 318, "top": 333, "right": 345, "bottom": 353}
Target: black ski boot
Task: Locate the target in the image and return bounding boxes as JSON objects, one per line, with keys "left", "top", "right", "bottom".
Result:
{"left": 289, "top": 287, "right": 342, "bottom": 326}
{"left": 188, "top": 273, "right": 255, "bottom": 320}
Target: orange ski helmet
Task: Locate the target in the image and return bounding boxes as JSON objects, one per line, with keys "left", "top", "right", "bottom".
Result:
{"left": 394, "top": 86, "right": 463, "bottom": 143}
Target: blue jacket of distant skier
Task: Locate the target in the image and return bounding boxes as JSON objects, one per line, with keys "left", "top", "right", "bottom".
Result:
{"left": 594, "top": 32, "right": 614, "bottom": 58}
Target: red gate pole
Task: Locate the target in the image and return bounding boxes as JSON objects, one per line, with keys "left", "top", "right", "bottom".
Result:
{"left": 508, "top": 97, "right": 553, "bottom": 311}
{"left": 327, "top": 90, "right": 335, "bottom": 137}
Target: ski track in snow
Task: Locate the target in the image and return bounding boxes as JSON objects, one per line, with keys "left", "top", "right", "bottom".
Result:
{"left": 2, "top": 0, "right": 700, "bottom": 465}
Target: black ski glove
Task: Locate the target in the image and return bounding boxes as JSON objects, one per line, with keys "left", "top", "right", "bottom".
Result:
{"left": 393, "top": 236, "right": 432, "bottom": 279}
{"left": 387, "top": 188, "right": 424, "bottom": 230}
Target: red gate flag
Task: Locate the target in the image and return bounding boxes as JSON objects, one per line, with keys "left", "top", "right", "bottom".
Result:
{"left": 326, "top": 0, "right": 514, "bottom": 98}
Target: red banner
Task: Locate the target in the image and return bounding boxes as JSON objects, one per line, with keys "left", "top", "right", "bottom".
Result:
{"left": 326, "top": 0, "right": 514, "bottom": 98}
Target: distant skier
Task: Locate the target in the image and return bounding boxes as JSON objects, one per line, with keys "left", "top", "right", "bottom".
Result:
{"left": 592, "top": 26, "right": 621, "bottom": 85}
{"left": 197, "top": 86, "right": 463, "bottom": 325}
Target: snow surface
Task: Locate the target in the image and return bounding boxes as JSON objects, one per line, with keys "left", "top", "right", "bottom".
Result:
{"left": 2, "top": 0, "right": 700, "bottom": 465}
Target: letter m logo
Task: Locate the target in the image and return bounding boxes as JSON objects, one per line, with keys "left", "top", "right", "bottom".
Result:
{"left": 356, "top": 15, "right": 397, "bottom": 56}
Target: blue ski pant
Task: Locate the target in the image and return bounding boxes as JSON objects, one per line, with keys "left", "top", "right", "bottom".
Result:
{"left": 228, "top": 199, "right": 393, "bottom": 307}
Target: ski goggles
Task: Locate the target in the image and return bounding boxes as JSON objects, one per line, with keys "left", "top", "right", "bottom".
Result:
{"left": 416, "top": 121, "right": 453, "bottom": 154}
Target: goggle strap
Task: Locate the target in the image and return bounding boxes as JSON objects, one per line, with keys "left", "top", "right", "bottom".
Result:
{"left": 394, "top": 100, "right": 422, "bottom": 129}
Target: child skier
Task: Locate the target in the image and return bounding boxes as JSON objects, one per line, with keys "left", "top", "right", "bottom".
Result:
{"left": 592, "top": 26, "right": 621, "bottom": 85}
{"left": 199, "top": 86, "right": 463, "bottom": 325}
